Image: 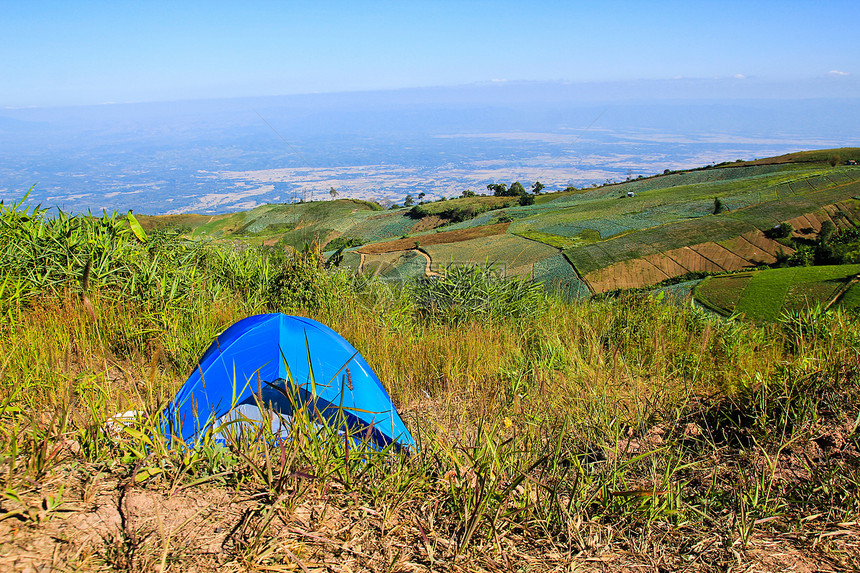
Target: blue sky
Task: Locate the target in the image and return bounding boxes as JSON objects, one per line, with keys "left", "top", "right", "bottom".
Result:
{"left": 1, "top": 0, "right": 858, "bottom": 107}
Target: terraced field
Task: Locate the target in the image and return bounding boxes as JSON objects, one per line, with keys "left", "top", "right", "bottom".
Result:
{"left": 566, "top": 194, "right": 860, "bottom": 293}
{"left": 358, "top": 223, "right": 511, "bottom": 254}
{"left": 361, "top": 250, "right": 427, "bottom": 281}
{"left": 425, "top": 233, "right": 558, "bottom": 277}
{"left": 532, "top": 254, "right": 591, "bottom": 300}
{"left": 139, "top": 148, "right": 860, "bottom": 301}
{"left": 695, "top": 265, "right": 860, "bottom": 321}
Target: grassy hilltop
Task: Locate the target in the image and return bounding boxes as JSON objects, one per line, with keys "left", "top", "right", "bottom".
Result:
{"left": 0, "top": 150, "right": 859, "bottom": 571}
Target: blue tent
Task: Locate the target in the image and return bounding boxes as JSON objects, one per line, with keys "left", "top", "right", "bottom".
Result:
{"left": 162, "top": 313, "right": 415, "bottom": 451}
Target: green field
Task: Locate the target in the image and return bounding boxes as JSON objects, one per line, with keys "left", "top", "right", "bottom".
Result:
{"left": 425, "top": 233, "right": 559, "bottom": 277}
{"left": 695, "top": 264, "right": 860, "bottom": 321}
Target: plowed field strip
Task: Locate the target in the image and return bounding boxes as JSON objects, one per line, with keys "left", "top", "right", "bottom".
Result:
{"left": 742, "top": 231, "right": 793, "bottom": 257}
{"left": 823, "top": 204, "right": 854, "bottom": 229}
{"left": 585, "top": 259, "right": 669, "bottom": 293}
{"left": 719, "top": 235, "right": 771, "bottom": 264}
{"left": 640, "top": 257, "right": 672, "bottom": 281}
{"left": 686, "top": 246, "right": 724, "bottom": 272}
{"left": 662, "top": 248, "right": 704, "bottom": 273}
{"left": 643, "top": 253, "right": 688, "bottom": 277}
{"left": 735, "top": 235, "right": 778, "bottom": 264}
{"left": 689, "top": 242, "right": 751, "bottom": 271}
{"left": 815, "top": 210, "right": 835, "bottom": 228}
{"left": 786, "top": 214, "right": 825, "bottom": 237}
{"left": 358, "top": 222, "right": 510, "bottom": 254}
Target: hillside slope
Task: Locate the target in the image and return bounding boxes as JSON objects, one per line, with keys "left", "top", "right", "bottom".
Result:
{"left": 140, "top": 148, "right": 860, "bottom": 295}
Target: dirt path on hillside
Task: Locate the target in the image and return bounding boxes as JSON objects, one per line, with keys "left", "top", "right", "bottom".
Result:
{"left": 415, "top": 248, "right": 439, "bottom": 277}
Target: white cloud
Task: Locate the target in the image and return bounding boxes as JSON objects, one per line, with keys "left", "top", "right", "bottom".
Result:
{"left": 733, "top": 74, "right": 747, "bottom": 79}
{"left": 829, "top": 70, "right": 850, "bottom": 77}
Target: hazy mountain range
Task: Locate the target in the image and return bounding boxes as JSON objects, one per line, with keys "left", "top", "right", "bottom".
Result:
{"left": 2, "top": 80, "right": 858, "bottom": 215}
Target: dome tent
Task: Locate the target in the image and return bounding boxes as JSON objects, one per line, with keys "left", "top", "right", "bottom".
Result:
{"left": 162, "top": 313, "right": 415, "bottom": 451}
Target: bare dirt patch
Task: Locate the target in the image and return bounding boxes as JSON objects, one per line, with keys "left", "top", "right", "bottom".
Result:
{"left": 721, "top": 233, "right": 778, "bottom": 264}
{"left": 585, "top": 258, "right": 669, "bottom": 292}
{"left": 689, "top": 242, "right": 751, "bottom": 272}
{"left": 408, "top": 215, "right": 447, "bottom": 234}
{"left": 664, "top": 246, "right": 723, "bottom": 273}
{"left": 742, "top": 231, "right": 793, "bottom": 258}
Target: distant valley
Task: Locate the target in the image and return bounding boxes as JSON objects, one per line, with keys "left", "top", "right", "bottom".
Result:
{"left": 2, "top": 82, "right": 859, "bottom": 215}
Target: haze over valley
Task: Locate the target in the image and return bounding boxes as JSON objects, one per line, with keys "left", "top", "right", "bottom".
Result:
{"left": 3, "top": 81, "right": 859, "bottom": 215}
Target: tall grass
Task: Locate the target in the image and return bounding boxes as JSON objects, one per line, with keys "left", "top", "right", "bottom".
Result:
{"left": 1, "top": 202, "right": 859, "bottom": 570}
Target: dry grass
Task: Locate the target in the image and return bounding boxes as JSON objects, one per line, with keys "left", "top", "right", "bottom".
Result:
{"left": 2, "top": 289, "right": 859, "bottom": 571}
{"left": 1, "top": 203, "right": 859, "bottom": 571}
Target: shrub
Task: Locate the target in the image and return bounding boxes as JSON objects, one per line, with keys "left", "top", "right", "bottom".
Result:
{"left": 267, "top": 242, "right": 351, "bottom": 312}
{"left": 785, "top": 244, "right": 813, "bottom": 267}
{"left": 765, "top": 222, "right": 793, "bottom": 239}
{"left": 818, "top": 220, "right": 836, "bottom": 245}
{"left": 324, "top": 236, "right": 362, "bottom": 251}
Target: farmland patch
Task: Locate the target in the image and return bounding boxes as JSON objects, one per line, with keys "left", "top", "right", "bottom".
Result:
{"left": 688, "top": 242, "right": 750, "bottom": 271}
{"left": 345, "top": 211, "right": 416, "bottom": 244}
{"left": 664, "top": 246, "right": 724, "bottom": 274}
{"left": 655, "top": 279, "right": 702, "bottom": 302}
{"left": 698, "top": 264, "right": 860, "bottom": 321}
{"left": 718, "top": 233, "right": 776, "bottom": 264}
{"left": 823, "top": 204, "right": 855, "bottom": 229}
{"left": 694, "top": 274, "right": 753, "bottom": 314}
{"left": 643, "top": 253, "right": 688, "bottom": 278}
{"left": 337, "top": 250, "right": 362, "bottom": 272}
{"left": 360, "top": 250, "right": 426, "bottom": 281}
{"left": 739, "top": 231, "right": 792, "bottom": 258}
{"left": 584, "top": 258, "right": 670, "bottom": 293}
{"left": 358, "top": 222, "right": 510, "bottom": 254}
{"left": 424, "top": 233, "right": 558, "bottom": 277}
{"left": 378, "top": 250, "right": 427, "bottom": 281}
{"left": 513, "top": 229, "right": 599, "bottom": 249}
{"left": 532, "top": 254, "right": 591, "bottom": 300}
{"left": 408, "top": 215, "right": 446, "bottom": 233}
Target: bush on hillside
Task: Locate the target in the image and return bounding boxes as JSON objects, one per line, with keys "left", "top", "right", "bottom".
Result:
{"left": 324, "top": 236, "right": 362, "bottom": 251}
{"left": 267, "top": 241, "right": 351, "bottom": 313}
{"left": 765, "top": 222, "right": 793, "bottom": 239}
{"left": 412, "top": 264, "right": 545, "bottom": 324}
